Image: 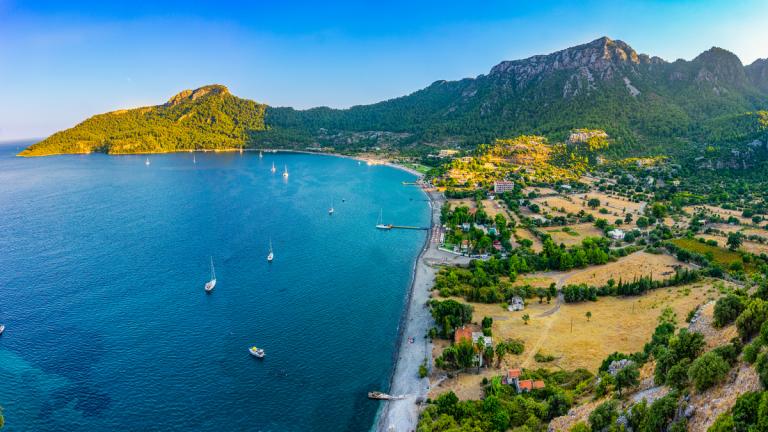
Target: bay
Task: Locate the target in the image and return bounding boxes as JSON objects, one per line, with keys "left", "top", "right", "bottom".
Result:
{"left": 0, "top": 143, "right": 430, "bottom": 431}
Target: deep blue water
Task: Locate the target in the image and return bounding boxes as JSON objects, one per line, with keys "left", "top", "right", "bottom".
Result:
{"left": 0, "top": 143, "right": 429, "bottom": 431}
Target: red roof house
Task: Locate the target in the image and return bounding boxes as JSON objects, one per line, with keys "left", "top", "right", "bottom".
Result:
{"left": 454, "top": 326, "right": 473, "bottom": 344}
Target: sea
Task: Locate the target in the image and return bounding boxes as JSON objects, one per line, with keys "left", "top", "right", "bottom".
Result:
{"left": 0, "top": 142, "right": 430, "bottom": 431}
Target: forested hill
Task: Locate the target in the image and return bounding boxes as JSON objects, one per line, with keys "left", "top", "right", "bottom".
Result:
{"left": 19, "top": 85, "right": 267, "bottom": 156}
{"left": 20, "top": 37, "right": 768, "bottom": 158}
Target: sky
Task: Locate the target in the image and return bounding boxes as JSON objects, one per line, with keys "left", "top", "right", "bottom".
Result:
{"left": 1, "top": 0, "right": 768, "bottom": 141}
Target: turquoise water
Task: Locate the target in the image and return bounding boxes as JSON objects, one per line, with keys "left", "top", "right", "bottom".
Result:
{"left": 0, "top": 143, "right": 430, "bottom": 431}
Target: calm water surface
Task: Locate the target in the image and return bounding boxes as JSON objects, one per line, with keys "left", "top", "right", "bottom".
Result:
{"left": 0, "top": 143, "right": 429, "bottom": 431}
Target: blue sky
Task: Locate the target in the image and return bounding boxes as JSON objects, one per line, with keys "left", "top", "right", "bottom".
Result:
{"left": 1, "top": 0, "right": 767, "bottom": 140}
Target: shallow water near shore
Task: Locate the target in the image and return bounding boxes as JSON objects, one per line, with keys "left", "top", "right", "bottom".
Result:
{"left": 0, "top": 143, "right": 429, "bottom": 431}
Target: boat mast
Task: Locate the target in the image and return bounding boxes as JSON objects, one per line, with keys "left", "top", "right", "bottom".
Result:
{"left": 210, "top": 256, "right": 215, "bottom": 280}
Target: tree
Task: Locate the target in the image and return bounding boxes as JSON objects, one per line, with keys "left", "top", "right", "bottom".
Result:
{"left": 589, "top": 400, "right": 618, "bottom": 431}
{"left": 727, "top": 232, "right": 744, "bottom": 251}
{"left": 714, "top": 294, "right": 745, "bottom": 327}
{"left": 522, "top": 314, "right": 530, "bottom": 325}
{"left": 586, "top": 311, "right": 592, "bottom": 322}
{"left": 688, "top": 351, "right": 730, "bottom": 391}
{"left": 665, "top": 359, "right": 691, "bottom": 390}
{"left": 636, "top": 216, "right": 649, "bottom": 228}
{"left": 588, "top": 198, "right": 601, "bottom": 209}
{"left": 615, "top": 363, "right": 640, "bottom": 396}
{"left": 495, "top": 342, "right": 508, "bottom": 368}
{"left": 737, "top": 298, "right": 768, "bottom": 340}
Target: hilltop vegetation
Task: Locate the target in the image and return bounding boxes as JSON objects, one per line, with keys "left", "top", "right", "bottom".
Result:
{"left": 20, "top": 85, "right": 267, "bottom": 156}
{"left": 20, "top": 37, "right": 768, "bottom": 168}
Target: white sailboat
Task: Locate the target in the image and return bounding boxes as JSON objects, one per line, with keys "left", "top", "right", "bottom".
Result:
{"left": 259, "top": 151, "right": 263, "bottom": 158}
{"left": 376, "top": 209, "right": 392, "bottom": 230}
{"left": 0, "top": 324, "right": 5, "bottom": 335}
{"left": 145, "top": 157, "right": 150, "bottom": 166}
{"left": 193, "top": 154, "right": 196, "bottom": 164}
{"left": 328, "top": 197, "right": 334, "bottom": 215}
{"left": 239, "top": 145, "right": 243, "bottom": 154}
{"left": 282, "top": 165, "right": 289, "bottom": 178}
{"left": 204, "top": 257, "right": 217, "bottom": 293}
{"left": 267, "top": 239, "right": 274, "bottom": 262}
{"left": 270, "top": 162, "right": 276, "bottom": 173}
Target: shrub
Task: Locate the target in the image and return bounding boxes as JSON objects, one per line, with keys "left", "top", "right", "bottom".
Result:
{"left": 688, "top": 352, "right": 730, "bottom": 391}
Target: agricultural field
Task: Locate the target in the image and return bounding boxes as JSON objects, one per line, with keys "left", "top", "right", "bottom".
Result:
{"left": 696, "top": 233, "right": 768, "bottom": 256}
{"left": 542, "top": 222, "right": 604, "bottom": 247}
{"left": 671, "top": 237, "right": 748, "bottom": 269}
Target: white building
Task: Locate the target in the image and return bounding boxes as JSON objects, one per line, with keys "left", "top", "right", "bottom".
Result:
{"left": 608, "top": 229, "right": 625, "bottom": 240}
{"left": 493, "top": 181, "right": 516, "bottom": 194}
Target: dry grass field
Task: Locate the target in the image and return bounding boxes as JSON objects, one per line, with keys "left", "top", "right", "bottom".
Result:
{"left": 481, "top": 279, "right": 728, "bottom": 371}
{"left": 447, "top": 198, "right": 477, "bottom": 210}
{"left": 480, "top": 199, "right": 507, "bottom": 220}
{"left": 551, "top": 251, "right": 689, "bottom": 287}
{"left": 522, "top": 186, "right": 559, "bottom": 196}
{"left": 684, "top": 205, "right": 754, "bottom": 225}
{"left": 543, "top": 223, "right": 604, "bottom": 247}
{"left": 531, "top": 194, "right": 642, "bottom": 229}
{"left": 513, "top": 227, "right": 544, "bottom": 252}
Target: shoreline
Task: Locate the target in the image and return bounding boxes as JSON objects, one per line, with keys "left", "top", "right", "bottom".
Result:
{"left": 373, "top": 187, "right": 442, "bottom": 432}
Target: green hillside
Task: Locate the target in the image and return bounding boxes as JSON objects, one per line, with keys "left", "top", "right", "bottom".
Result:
{"left": 19, "top": 85, "right": 267, "bottom": 156}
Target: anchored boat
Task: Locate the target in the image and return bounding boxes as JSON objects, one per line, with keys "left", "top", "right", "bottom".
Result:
{"left": 249, "top": 346, "right": 265, "bottom": 358}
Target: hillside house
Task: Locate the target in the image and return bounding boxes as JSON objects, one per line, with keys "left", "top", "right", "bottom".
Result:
{"left": 494, "top": 181, "right": 515, "bottom": 194}
{"left": 507, "top": 296, "right": 525, "bottom": 311}
{"left": 608, "top": 229, "right": 625, "bottom": 240}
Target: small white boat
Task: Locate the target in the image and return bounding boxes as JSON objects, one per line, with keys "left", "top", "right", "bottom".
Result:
{"left": 249, "top": 346, "right": 265, "bottom": 358}
{"left": 204, "top": 257, "right": 217, "bottom": 293}
{"left": 239, "top": 146, "right": 243, "bottom": 154}
{"left": 270, "top": 162, "right": 276, "bottom": 173}
{"left": 259, "top": 151, "right": 263, "bottom": 158}
{"left": 0, "top": 324, "right": 5, "bottom": 335}
{"left": 267, "top": 239, "right": 274, "bottom": 262}
{"left": 328, "top": 198, "right": 334, "bottom": 215}
{"left": 282, "top": 165, "right": 289, "bottom": 178}
{"left": 145, "top": 157, "right": 150, "bottom": 166}
{"left": 193, "top": 154, "right": 196, "bottom": 164}
{"left": 376, "top": 209, "right": 392, "bottom": 230}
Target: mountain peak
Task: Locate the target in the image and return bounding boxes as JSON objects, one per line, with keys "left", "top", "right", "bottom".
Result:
{"left": 488, "top": 36, "right": 647, "bottom": 90}
{"left": 167, "top": 84, "right": 230, "bottom": 106}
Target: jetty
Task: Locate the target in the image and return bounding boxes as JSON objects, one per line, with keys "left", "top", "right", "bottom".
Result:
{"left": 389, "top": 225, "right": 429, "bottom": 230}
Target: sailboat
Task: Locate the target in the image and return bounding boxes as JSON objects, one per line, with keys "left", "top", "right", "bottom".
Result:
{"left": 376, "top": 209, "right": 392, "bottom": 230}
{"left": 204, "top": 257, "right": 217, "bottom": 293}
{"left": 239, "top": 145, "right": 243, "bottom": 154}
{"left": 259, "top": 151, "right": 263, "bottom": 158}
{"left": 267, "top": 239, "right": 274, "bottom": 262}
{"left": 193, "top": 154, "right": 197, "bottom": 164}
{"left": 145, "top": 157, "right": 150, "bottom": 166}
{"left": 328, "top": 198, "right": 334, "bottom": 215}
{"left": 0, "top": 324, "right": 5, "bottom": 335}
{"left": 270, "top": 162, "right": 276, "bottom": 173}
{"left": 282, "top": 165, "right": 289, "bottom": 178}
